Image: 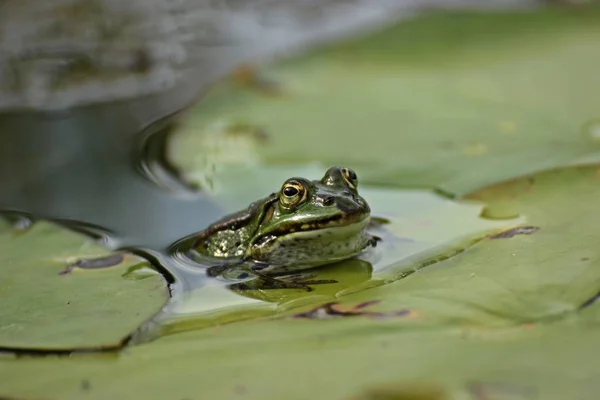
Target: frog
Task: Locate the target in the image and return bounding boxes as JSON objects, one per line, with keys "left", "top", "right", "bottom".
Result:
{"left": 192, "top": 166, "right": 379, "bottom": 289}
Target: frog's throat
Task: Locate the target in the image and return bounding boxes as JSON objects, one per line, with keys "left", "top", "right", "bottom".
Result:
{"left": 252, "top": 214, "right": 370, "bottom": 246}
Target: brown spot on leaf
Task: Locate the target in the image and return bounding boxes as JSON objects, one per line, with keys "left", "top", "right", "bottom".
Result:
{"left": 80, "top": 379, "right": 91, "bottom": 392}
{"left": 234, "top": 385, "right": 247, "bottom": 396}
{"left": 290, "top": 301, "right": 411, "bottom": 320}
{"left": 489, "top": 226, "right": 539, "bottom": 239}
{"left": 467, "top": 381, "right": 537, "bottom": 400}
{"left": 581, "top": 257, "right": 590, "bottom": 261}
{"left": 232, "top": 64, "right": 283, "bottom": 96}
{"left": 349, "top": 382, "right": 446, "bottom": 400}
{"left": 60, "top": 253, "right": 125, "bottom": 275}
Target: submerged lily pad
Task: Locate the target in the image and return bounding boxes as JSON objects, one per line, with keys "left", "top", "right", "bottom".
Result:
{"left": 169, "top": 7, "right": 600, "bottom": 196}
{"left": 0, "top": 221, "right": 168, "bottom": 350}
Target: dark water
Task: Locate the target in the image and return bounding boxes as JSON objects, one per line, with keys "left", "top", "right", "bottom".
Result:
{"left": 0, "top": 92, "right": 236, "bottom": 323}
{"left": 0, "top": 115, "right": 215, "bottom": 249}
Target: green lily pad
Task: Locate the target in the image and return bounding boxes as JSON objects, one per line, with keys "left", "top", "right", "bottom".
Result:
{"left": 2, "top": 164, "right": 599, "bottom": 400}
{"left": 286, "top": 165, "right": 600, "bottom": 326}
{"left": 4, "top": 6, "right": 600, "bottom": 400}
{"left": 151, "top": 168, "right": 514, "bottom": 337}
{"left": 167, "top": 165, "right": 600, "bottom": 330}
{"left": 169, "top": 7, "right": 600, "bottom": 196}
{"left": 0, "top": 221, "right": 168, "bottom": 350}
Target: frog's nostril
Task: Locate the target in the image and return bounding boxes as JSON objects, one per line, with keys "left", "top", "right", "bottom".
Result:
{"left": 334, "top": 198, "right": 358, "bottom": 214}
{"left": 322, "top": 196, "right": 335, "bottom": 206}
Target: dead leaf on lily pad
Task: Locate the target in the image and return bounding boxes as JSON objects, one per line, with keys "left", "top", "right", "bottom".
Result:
{"left": 488, "top": 226, "right": 540, "bottom": 239}
{"left": 349, "top": 381, "right": 447, "bottom": 400}
{"left": 466, "top": 380, "right": 537, "bottom": 400}
{"left": 290, "top": 300, "right": 413, "bottom": 320}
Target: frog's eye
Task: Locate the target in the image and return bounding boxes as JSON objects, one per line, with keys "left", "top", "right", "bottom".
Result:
{"left": 341, "top": 167, "right": 358, "bottom": 189}
{"left": 280, "top": 180, "right": 307, "bottom": 208}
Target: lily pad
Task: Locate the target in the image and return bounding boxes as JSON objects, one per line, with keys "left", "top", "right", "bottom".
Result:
{"left": 2, "top": 164, "right": 600, "bottom": 399}
{"left": 150, "top": 173, "right": 514, "bottom": 336}
{"left": 4, "top": 6, "right": 600, "bottom": 400}
{"left": 169, "top": 7, "right": 600, "bottom": 196}
{"left": 0, "top": 221, "right": 168, "bottom": 350}
{"left": 166, "top": 165, "right": 600, "bottom": 330}
{"left": 285, "top": 165, "right": 600, "bottom": 326}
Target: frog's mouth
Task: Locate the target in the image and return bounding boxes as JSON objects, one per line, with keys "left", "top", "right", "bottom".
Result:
{"left": 260, "top": 212, "right": 370, "bottom": 240}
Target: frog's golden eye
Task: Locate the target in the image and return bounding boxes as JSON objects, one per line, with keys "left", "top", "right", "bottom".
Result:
{"left": 280, "top": 180, "right": 307, "bottom": 208}
{"left": 341, "top": 167, "right": 358, "bottom": 189}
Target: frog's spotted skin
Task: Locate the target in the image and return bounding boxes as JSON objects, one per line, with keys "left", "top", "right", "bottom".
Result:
{"left": 250, "top": 218, "right": 373, "bottom": 273}
{"left": 193, "top": 167, "right": 376, "bottom": 275}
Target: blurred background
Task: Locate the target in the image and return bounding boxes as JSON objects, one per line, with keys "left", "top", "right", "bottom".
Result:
{"left": 0, "top": 0, "right": 554, "bottom": 248}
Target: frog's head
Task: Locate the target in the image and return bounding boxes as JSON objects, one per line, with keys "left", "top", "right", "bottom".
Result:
{"left": 248, "top": 167, "right": 372, "bottom": 263}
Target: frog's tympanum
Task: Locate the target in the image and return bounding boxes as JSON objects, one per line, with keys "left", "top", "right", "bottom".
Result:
{"left": 193, "top": 167, "right": 378, "bottom": 283}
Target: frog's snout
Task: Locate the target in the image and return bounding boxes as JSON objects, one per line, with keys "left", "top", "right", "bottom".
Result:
{"left": 334, "top": 197, "right": 363, "bottom": 214}
{"left": 321, "top": 196, "right": 335, "bottom": 206}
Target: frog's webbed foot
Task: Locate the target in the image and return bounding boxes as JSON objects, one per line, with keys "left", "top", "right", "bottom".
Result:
{"left": 368, "top": 235, "right": 382, "bottom": 247}
{"left": 368, "top": 216, "right": 390, "bottom": 229}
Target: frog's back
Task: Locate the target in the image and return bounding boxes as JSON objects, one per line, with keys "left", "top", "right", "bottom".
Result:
{"left": 194, "top": 193, "right": 278, "bottom": 258}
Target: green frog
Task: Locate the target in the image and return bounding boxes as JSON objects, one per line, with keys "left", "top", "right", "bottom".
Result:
{"left": 192, "top": 167, "right": 378, "bottom": 287}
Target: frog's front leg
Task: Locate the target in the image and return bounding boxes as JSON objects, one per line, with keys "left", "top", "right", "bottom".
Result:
{"left": 368, "top": 235, "right": 381, "bottom": 247}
